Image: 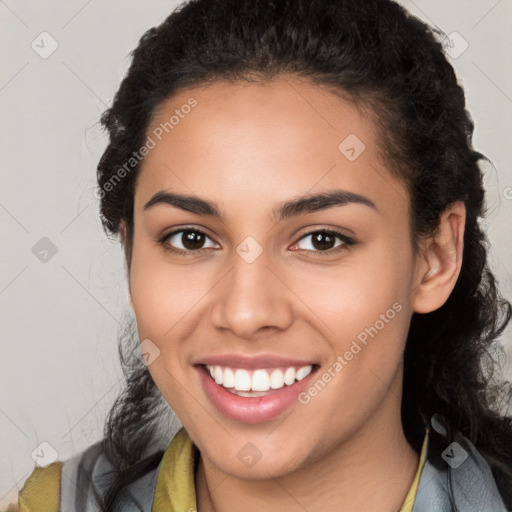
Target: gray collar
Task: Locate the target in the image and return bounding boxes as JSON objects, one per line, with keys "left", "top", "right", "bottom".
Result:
{"left": 60, "top": 414, "right": 509, "bottom": 511}
{"left": 412, "top": 414, "right": 509, "bottom": 511}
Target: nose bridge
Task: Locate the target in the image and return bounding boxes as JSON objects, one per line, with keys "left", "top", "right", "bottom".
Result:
{"left": 210, "top": 238, "right": 293, "bottom": 338}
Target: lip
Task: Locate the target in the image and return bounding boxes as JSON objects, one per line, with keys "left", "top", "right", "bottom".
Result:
{"left": 194, "top": 353, "right": 317, "bottom": 369}
{"left": 196, "top": 363, "right": 319, "bottom": 423}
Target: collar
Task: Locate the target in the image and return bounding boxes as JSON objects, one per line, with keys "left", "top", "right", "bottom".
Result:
{"left": 150, "top": 415, "right": 509, "bottom": 512}
{"left": 151, "top": 427, "right": 429, "bottom": 512}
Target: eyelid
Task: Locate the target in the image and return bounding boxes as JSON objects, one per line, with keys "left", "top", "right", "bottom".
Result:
{"left": 290, "top": 227, "right": 356, "bottom": 254}
{"left": 158, "top": 225, "right": 357, "bottom": 255}
{"left": 158, "top": 225, "right": 219, "bottom": 252}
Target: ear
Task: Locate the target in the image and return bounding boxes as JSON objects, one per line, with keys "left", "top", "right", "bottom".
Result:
{"left": 412, "top": 201, "right": 465, "bottom": 314}
{"left": 118, "top": 219, "right": 134, "bottom": 309}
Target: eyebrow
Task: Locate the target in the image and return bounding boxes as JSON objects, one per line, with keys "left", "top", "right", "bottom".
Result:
{"left": 143, "top": 189, "right": 377, "bottom": 222}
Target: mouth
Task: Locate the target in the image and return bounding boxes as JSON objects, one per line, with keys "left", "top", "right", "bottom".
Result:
{"left": 205, "top": 364, "right": 314, "bottom": 396}
{"left": 195, "top": 359, "right": 320, "bottom": 423}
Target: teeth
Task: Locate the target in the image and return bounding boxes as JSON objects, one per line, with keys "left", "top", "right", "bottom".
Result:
{"left": 234, "top": 369, "right": 251, "bottom": 391}
{"left": 251, "top": 370, "right": 270, "bottom": 391}
{"left": 205, "top": 364, "right": 313, "bottom": 392}
{"left": 296, "top": 366, "right": 312, "bottom": 380}
{"left": 270, "top": 369, "right": 285, "bottom": 389}
{"left": 284, "top": 367, "right": 295, "bottom": 385}
{"left": 223, "top": 368, "right": 235, "bottom": 388}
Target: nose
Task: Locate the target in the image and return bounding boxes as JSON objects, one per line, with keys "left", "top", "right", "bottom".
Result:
{"left": 209, "top": 247, "right": 295, "bottom": 340}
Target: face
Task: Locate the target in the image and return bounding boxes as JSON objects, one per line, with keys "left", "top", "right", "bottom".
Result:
{"left": 127, "top": 76, "right": 420, "bottom": 479}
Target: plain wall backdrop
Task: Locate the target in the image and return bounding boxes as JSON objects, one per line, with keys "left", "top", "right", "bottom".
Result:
{"left": 1, "top": 0, "right": 511, "bottom": 507}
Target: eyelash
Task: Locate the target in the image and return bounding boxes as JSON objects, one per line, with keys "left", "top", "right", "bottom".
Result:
{"left": 157, "top": 226, "right": 357, "bottom": 257}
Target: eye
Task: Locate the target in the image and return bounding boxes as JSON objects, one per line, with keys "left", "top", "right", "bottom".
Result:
{"left": 158, "top": 227, "right": 356, "bottom": 256}
{"left": 291, "top": 229, "right": 356, "bottom": 255}
{"left": 158, "top": 227, "right": 219, "bottom": 254}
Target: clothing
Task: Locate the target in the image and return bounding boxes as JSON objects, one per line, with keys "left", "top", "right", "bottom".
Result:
{"left": 152, "top": 427, "right": 428, "bottom": 511}
{"left": 18, "top": 429, "right": 425, "bottom": 511}
{"left": 18, "top": 414, "right": 510, "bottom": 511}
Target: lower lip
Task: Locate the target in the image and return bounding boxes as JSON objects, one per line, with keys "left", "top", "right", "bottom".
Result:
{"left": 197, "top": 365, "right": 317, "bottom": 423}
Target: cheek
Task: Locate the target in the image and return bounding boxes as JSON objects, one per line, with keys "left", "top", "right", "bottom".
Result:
{"left": 292, "top": 240, "right": 412, "bottom": 342}
{"left": 292, "top": 240, "right": 413, "bottom": 410}
{"left": 128, "top": 244, "right": 205, "bottom": 414}
{"left": 129, "top": 239, "right": 207, "bottom": 340}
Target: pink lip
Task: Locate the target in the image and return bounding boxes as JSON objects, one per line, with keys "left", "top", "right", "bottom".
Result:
{"left": 196, "top": 364, "right": 318, "bottom": 423}
{"left": 195, "top": 353, "right": 316, "bottom": 369}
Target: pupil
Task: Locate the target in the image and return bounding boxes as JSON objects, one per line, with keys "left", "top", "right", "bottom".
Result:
{"left": 179, "top": 231, "right": 336, "bottom": 251}
{"left": 183, "top": 230, "right": 204, "bottom": 250}
{"left": 312, "top": 232, "right": 334, "bottom": 251}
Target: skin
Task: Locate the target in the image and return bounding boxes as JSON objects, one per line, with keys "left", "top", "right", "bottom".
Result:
{"left": 121, "top": 75, "right": 465, "bottom": 512}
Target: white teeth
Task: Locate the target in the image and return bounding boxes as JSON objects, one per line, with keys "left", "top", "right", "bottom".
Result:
{"left": 251, "top": 370, "right": 270, "bottom": 391}
{"left": 205, "top": 365, "right": 313, "bottom": 393}
{"left": 270, "top": 369, "right": 285, "bottom": 389}
{"left": 296, "top": 366, "right": 312, "bottom": 380}
{"left": 284, "top": 367, "right": 296, "bottom": 385}
{"left": 223, "top": 368, "right": 235, "bottom": 388}
{"left": 234, "top": 369, "right": 251, "bottom": 391}
{"left": 214, "top": 366, "right": 223, "bottom": 385}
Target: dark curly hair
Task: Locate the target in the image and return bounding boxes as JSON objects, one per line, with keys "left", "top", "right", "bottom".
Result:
{"left": 92, "top": 0, "right": 512, "bottom": 509}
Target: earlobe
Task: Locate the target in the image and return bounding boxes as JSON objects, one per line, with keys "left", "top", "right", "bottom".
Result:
{"left": 412, "top": 201, "right": 466, "bottom": 314}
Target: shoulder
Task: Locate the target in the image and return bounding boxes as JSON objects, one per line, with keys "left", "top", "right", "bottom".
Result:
{"left": 413, "top": 414, "right": 511, "bottom": 512}
{"left": 17, "top": 438, "right": 168, "bottom": 512}
{"left": 18, "top": 461, "right": 63, "bottom": 512}
{"left": 17, "top": 440, "right": 104, "bottom": 512}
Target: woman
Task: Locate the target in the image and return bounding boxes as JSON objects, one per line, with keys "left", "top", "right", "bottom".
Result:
{"left": 17, "top": 0, "right": 512, "bottom": 510}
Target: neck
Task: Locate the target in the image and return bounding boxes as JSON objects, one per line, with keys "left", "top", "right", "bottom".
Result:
{"left": 195, "top": 378, "right": 421, "bottom": 512}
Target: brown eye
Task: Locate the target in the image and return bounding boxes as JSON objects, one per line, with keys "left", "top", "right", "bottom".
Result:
{"left": 179, "top": 230, "right": 207, "bottom": 250}
{"left": 292, "top": 229, "right": 356, "bottom": 255}
{"left": 160, "top": 228, "right": 219, "bottom": 253}
{"left": 310, "top": 232, "right": 337, "bottom": 251}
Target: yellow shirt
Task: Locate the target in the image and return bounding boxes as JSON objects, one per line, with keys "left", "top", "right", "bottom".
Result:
{"left": 18, "top": 427, "right": 429, "bottom": 512}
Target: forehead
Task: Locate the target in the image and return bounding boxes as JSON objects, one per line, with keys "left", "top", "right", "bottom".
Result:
{"left": 134, "top": 76, "right": 409, "bottom": 220}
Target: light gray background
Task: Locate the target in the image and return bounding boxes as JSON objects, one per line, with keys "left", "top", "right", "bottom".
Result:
{"left": 1, "top": 0, "right": 511, "bottom": 507}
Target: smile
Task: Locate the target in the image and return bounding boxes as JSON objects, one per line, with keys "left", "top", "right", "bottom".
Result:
{"left": 195, "top": 356, "right": 319, "bottom": 423}
{"left": 205, "top": 364, "right": 313, "bottom": 396}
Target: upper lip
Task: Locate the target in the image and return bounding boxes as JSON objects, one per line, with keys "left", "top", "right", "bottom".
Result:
{"left": 194, "top": 353, "right": 317, "bottom": 369}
